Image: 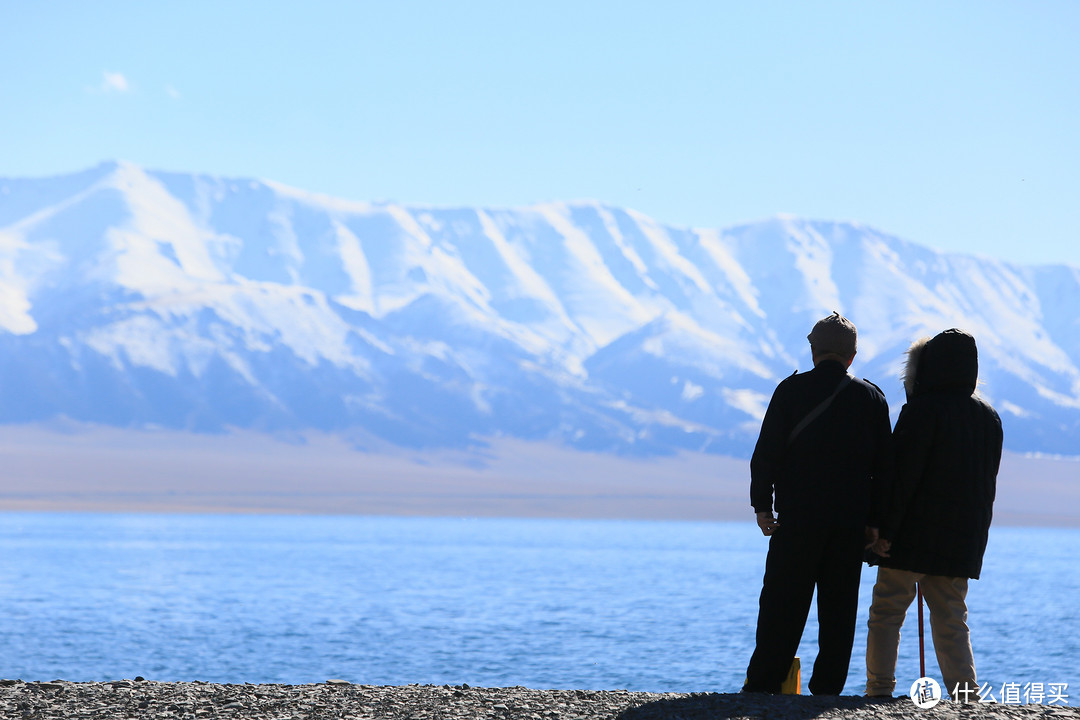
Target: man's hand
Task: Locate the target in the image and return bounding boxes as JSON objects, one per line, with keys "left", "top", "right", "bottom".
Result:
{"left": 870, "top": 538, "right": 891, "bottom": 557}
{"left": 756, "top": 511, "right": 779, "bottom": 536}
{"left": 865, "top": 526, "right": 891, "bottom": 557}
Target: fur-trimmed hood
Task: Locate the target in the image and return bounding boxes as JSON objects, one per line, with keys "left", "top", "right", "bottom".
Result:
{"left": 903, "top": 328, "right": 980, "bottom": 400}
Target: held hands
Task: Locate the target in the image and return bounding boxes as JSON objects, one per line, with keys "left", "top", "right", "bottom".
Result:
{"left": 756, "top": 511, "right": 779, "bottom": 536}
{"left": 864, "top": 526, "right": 891, "bottom": 557}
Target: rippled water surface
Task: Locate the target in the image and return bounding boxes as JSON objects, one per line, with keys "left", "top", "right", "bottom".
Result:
{"left": 0, "top": 513, "right": 1075, "bottom": 695}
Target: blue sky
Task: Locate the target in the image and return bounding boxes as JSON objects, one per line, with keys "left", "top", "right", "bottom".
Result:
{"left": 2, "top": 1, "right": 1078, "bottom": 266}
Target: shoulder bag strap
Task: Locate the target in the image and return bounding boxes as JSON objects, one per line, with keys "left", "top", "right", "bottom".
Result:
{"left": 787, "top": 373, "right": 854, "bottom": 445}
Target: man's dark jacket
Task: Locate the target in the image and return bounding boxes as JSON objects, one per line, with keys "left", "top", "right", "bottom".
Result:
{"left": 750, "top": 359, "right": 893, "bottom": 528}
{"left": 878, "top": 329, "right": 1003, "bottom": 579}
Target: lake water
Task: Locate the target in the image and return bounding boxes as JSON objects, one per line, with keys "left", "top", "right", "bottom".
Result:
{"left": 0, "top": 513, "right": 1075, "bottom": 698}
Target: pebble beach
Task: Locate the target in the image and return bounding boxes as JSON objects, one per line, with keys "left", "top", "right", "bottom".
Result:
{"left": 2, "top": 680, "right": 1077, "bottom": 720}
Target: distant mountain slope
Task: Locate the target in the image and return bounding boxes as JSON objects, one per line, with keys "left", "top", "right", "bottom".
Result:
{"left": 1, "top": 162, "right": 1077, "bottom": 456}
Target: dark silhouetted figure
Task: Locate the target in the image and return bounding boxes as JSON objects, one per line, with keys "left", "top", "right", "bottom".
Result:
{"left": 865, "top": 329, "right": 1002, "bottom": 701}
{"left": 744, "top": 312, "right": 893, "bottom": 695}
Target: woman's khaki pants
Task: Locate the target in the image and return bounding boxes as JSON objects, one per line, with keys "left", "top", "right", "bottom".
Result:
{"left": 865, "top": 567, "right": 977, "bottom": 700}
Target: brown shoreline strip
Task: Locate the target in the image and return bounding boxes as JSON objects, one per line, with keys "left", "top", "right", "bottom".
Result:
{"left": 1, "top": 679, "right": 1076, "bottom": 719}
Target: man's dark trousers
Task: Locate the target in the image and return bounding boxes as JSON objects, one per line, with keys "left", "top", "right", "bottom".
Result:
{"left": 744, "top": 520, "right": 865, "bottom": 695}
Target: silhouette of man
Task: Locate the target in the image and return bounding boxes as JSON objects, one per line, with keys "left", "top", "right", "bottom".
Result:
{"left": 744, "top": 311, "right": 893, "bottom": 695}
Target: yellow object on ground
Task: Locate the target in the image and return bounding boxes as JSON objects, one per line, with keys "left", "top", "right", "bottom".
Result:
{"left": 742, "top": 657, "right": 800, "bottom": 694}
{"left": 782, "top": 657, "right": 801, "bottom": 694}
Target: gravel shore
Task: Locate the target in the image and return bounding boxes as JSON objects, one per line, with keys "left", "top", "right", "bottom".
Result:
{"left": 1, "top": 680, "right": 1077, "bottom": 720}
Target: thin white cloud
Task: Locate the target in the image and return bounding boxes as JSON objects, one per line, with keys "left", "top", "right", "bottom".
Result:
{"left": 101, "top": 71, "right": 130, "bottom": 93}
{"left": 165, "top": 85, "right": 181, "bottom": 100}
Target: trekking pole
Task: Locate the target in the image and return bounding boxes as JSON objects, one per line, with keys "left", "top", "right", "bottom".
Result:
{"left": 916, "top": 582, "right": 926, "bottom": 678}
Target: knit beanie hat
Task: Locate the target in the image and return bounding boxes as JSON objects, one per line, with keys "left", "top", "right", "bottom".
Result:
{"left": 807, "top": 311, "right": 857, "bottom": 357}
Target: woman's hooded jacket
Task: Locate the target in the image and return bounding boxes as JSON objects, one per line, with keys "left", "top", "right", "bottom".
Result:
{"left": 878, "top": 329, "right": 1003, "bottom": 579}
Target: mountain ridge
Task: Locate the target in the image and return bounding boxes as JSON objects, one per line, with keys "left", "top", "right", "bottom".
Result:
{"left": 1, "top": 162, "right": 1078, "bottom": 457}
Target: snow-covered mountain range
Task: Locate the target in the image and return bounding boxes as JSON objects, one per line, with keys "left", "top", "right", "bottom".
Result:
{"left": 1, "top": 162, "right": 1077, "bottom": 457}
